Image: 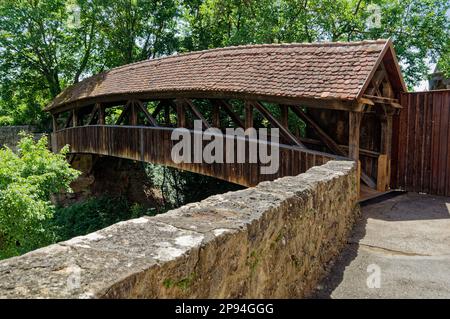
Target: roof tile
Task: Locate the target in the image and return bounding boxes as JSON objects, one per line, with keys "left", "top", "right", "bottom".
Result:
{"left": 47, "top": 40, "right": 390, "bottom": 111}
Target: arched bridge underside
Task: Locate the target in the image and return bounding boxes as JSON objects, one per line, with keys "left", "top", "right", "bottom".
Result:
{"left": 48, "top": 40, "right": 406, "bottom": 190}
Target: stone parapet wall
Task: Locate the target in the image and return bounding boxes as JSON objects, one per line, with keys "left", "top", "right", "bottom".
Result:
{"left": 0, "top": 160, "right": 358, "bottom": 298}
{"left": 0, "top": 126, "right": 45, "bottom": 152}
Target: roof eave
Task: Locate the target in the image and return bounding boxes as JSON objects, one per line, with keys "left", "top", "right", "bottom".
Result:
{"left": 45, "top": 91, "right": 362, "bottom": 114}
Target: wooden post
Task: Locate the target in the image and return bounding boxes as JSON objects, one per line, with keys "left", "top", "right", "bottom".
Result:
{"left": 136, "top": 100, "right": 158, "bottom": 126}
{"left": 348, "top": 111, "right": 362, "bottom": 161}
{"left": 245, "top": 102, "right": 253, "bottom": 129}
{"left": 130, "top": 101, "right": 138, "bottom": 126}
{"left": 184, "top": 99, "right": 210, "bottom": 129}
{"left": 380, "top": 114, "right": 393, "bottom": 157}
{"left": 280, "top": 105, "right": 289, "bottom": 127}
{"left": 164, "top": 104, "right": 171, "bottom": 126}
{"left": 378, "top": 113, "right": 393, "bottom": 191}
{"left": 176, "top": 99, "right": 186, "bottom": 128}
{"left": 215, "top": 100, "right": 245, "bottom": 128}
{"left": 254, "top": 102, "right": 304, "bottom": 147}
{"left": 72, "top": 109, "right": 79, "bottom": 127}
{"left": 212, "top": 103, "right": 221, "bottom": 128}
{"left": 290, "top": 106, "right": 345, "bottom": 156}
{"left": 98, "top": 104, "right": 105, "bottom": 125}
{"left": 52, "top": 114, "right": 58, "bottom": 132}
{"left": 377, "top": 154, "right": 388, "bottom": 191}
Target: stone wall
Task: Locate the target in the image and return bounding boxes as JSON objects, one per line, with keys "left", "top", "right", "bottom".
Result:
{"left": 54, "top": 154, "right": 163, "bottom": 208}
{"left": 0, "top": 160, "right": 359, "bottom": 299}
{"left": 0, "top": 126, "right": 44, "bottom": 152}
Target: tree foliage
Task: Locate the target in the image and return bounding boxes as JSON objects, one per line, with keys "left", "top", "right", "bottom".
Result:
{"left": 0, "top": 134, "right": 80, "bottom": 259}
{"left": 51, "top": 195, "right": 152, "bottom": 242}
{"left": 0, "top": 0, "right": 448, "bottom": 125}
{"left": 0, "top": 0, "right": 179, "bottom": 126}
{"left": 180, "top": 0, "right": 449, "bottom": 88}
{"left": 146, "top": 163, "right": 243, "bottom": 208}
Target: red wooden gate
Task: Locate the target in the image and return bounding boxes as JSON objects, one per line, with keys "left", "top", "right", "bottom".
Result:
{"left": 391, "top": 90, "right": 450, "bottom": 196}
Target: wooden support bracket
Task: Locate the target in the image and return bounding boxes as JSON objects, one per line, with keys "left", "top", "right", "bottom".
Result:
{"left": 135, "top": 100, "right": 159, "bottom": 126}
{"left": 252, "top": 101, "right": 305, "bottom": 148}
{"left": 290, "top": 105, "right": 345, "bottom": 156}
{"left": 184, "top": 99, "right": 211, "bottom": 129}
{"left": 212, "top": 99, "right": 245, "bottom": 128}
{"left": 116, "top": 103, "right": 131, "bottom": 125}
{"left": 86, "top": 104, "right": 100, "bottom": 125}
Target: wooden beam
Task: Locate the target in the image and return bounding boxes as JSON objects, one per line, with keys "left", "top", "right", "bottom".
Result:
{"left": 363, "top": 95, "right": 402, "bottom": 109}
{"left": 363, "top": 94, "right": 399, "bottom": 104}
{"left": 63, "top": 112, "right": 73, "bottom": 129}
{"left": 140, "top": 100, "right": 174, "bottom": 126}
{"left": 292, "top": 105, "right": 376, "bottom": 188}
{"left": 164, "top": 103, "right": 171, "bottom": 126}
{"left": 340, "top": 145, "right": 380, "bottom": 159}
{"left": 378, "top": 113, "right": 393, "bottom": 191}
{"left": 280, "top": 105, "right": 289, "bottom": 127}
{"left": 52, "top": 114, "right": 58, "bottom": 132}
{"left": 46, "top": 90, "right": 364, "bottom": 115}
{"left": 377, "top": 154, "right": 389, "bottom": 191}
{"left": 175, "top": 99, "right": 186, "bottom": 128}
{"left": 349, "top": 111, "right": 362, "bottom": 161}
{"left": 116, "top": 103, "right": 130, "bottom": 125}
{"left": 252, "top": 101, "right": 305, "bottom": 148}
{"left": 72, "top": 109, "right": 79, "bottom": 127}
{"left": 151, "top": 101, "right": 164, "bottom": 118}
{"left": 212, "top": 103, "right": 221, "bottom": 128}
{"left": 297, "top": 136, "right": 381, "bottom": 158}
{"left": 372, "top": 70, "right": 386, "bottom": 91}
{"left": 98, "top": 104, "right": 105, "bottom": 125}
{"left": 130, "top": 101, "right": 139, "bottom": 126}
{"left": 379, "top": 62, "right": 394, "bottom": 98}
{"left": 290, "top": 106, "right": 346, "bottom": 156}
{"left": 213, "top": 99, "right": 245, "bottom": 128}
{"left": 86, "top": 104, "right": 99, "bottom": 125}
{"left": 357, "top": 97, "right": 375, "bottom": 106}
{"left": 135, "top": 100, "right": 159, "bottom": 126}
{"left": 380, "top": 114, "right": 393, "bottom": 157}
{"left": 390, "top": 102, "right": 402, "bottom": 109}
{"left": 382, "top": 80, "right": 394, "bottom": 98}
{"left": 245, "top": 102, "right": 253, "bottom": 129}
{"left": 348, "top": 111, "right": 376, "bottom": 188}
{"left": 184, "top": 99, "right": 210, "bottom": 129}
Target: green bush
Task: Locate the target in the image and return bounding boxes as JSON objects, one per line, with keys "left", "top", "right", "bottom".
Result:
{"left": 0, "top": 133, "right": 80, "bottom": 259}
{"left": 0, "top": 115, "right": 14, "bottom": 126}
{"left": 51, "top": 196, "right": 156, "bottom": 242}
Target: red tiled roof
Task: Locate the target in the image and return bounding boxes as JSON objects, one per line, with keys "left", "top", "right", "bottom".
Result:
{"left": 46, "top": 39, "right": 395, "bottom": 111}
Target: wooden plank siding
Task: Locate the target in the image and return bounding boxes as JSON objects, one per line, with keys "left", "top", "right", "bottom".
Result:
{"left": 53, "top": 125, "right": 344, "bottom": 187}
{"left": 391, "top": 90, "right": 450, "bottom": 196}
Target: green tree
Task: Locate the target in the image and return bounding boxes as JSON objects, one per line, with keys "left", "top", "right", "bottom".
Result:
{"left": 0, "top": 0, "right": 179, "bottom": 126}
{"left": 180, "top": 0, "right": 450, "bottom": 87}
{"left": 0, "top": 134, "right": 80, "bottom": 259}
{"left": 0, "top": 0, "right": 448, "bottom": 126}
{"left": 0, "top": 0, "right": 104, "bottom": 126}
{"left": 51, "top": 195, "right": 152, "bottom": 242}
{"left": 98, "top": 0, "right": 180, "bottom": 67}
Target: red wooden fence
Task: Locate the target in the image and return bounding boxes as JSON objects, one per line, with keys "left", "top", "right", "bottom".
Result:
{"left": 391, "top": 90, "right": 450, "bottom": 196}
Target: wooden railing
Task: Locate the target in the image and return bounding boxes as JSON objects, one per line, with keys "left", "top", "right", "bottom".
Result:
{"left": 52, "top": 125, "right": 345, "bottom": 187}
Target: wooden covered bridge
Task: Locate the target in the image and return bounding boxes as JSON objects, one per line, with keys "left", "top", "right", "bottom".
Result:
{"left": 47, "top": 39, "right": 406, "bottom": 195}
